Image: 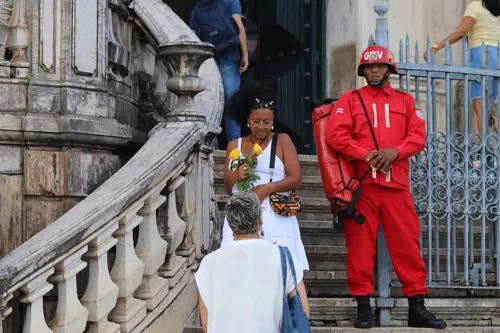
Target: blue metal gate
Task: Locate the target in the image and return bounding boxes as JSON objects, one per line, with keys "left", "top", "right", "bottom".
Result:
{"left": 370, "top": 2, "right": 500, "bottom": 326}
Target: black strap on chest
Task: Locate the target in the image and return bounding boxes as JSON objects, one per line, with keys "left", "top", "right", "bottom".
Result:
{"left": 354, "top": 90, "right": 379, "bottom": 150}
{"left": 331, "top": 91, "right": 382, "bottom": 232}
{"left": 269, "top": 133, "right": 278, "bottom": 182}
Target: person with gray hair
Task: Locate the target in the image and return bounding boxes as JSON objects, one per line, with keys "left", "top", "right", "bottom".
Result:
{"left": 195, "top": 191, "right": 310, "bottom": 333}
{"left": 225, "top": 190, "right": 262, "bottom": 235}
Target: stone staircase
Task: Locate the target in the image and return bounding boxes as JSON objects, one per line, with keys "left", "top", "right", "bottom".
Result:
{"left": 184, "top": 151, "right": 500, "bottom": 332}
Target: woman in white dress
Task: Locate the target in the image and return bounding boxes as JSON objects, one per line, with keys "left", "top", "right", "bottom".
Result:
{"left": 221, "top": 82, "right": 310, "bottom": 271}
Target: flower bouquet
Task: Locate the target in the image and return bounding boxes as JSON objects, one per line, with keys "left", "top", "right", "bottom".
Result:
{"left": 229, "top": 143, "right": 263, "bottom": 191}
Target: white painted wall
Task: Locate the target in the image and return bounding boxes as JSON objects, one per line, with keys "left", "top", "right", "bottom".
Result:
{"left": 325, "top": 0, "right": 358, "bottom": 98}
{"left": 325, "top": 0, "right": 469, "bottom": 97}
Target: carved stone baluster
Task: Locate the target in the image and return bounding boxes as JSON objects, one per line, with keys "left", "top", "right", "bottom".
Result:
{"left": 135, "top": 183, "right": 169, "bottom": 310}
{"left": 109, "top": 202, "right": 147, "bottom": 333}
{"left": 191, "top": 144, "right": 214, "bottom": 258}
{"left": 19, "top": 268, "right": 54, "bottom": 333}
{"left": 48, "top": 247, "right": 89, "bottom": 333}
{"left": 81, "top": 222, "right": 121, "bottom": 333}
{"left": 0, "top": 0, "right": 10, "bottom": 76}
{"left": 6, "top": 0, "right": 29, "bottom": 64}
{"left": 158, "top": 176, "right": 187, "bottom": 289}
{"left": 157, "top": 36, "right": 213, "bottom": 122}
{"left": 0, "top": 293, "right": 12, "bottom": 333}
{"left": 208, "top": 148, "right": 222, "bottom": 253}
{"left": 121, "top": 21, "right": 134, "bottom": 97}
{"left": 177, "top": 156, "right": 197, "bottom": 266}
{"left": 107, "top": 0, "right": 130, "bottom": 93}
{"left": 135, "top": 40, "right": 156, "bottom": 114}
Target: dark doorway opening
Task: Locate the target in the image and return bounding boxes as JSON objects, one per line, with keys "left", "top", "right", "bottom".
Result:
{"left": 164, "top": 0, "right": 326, "bottom": 155}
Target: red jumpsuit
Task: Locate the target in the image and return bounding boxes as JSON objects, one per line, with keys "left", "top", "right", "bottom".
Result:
{"left": 326, "top": 83, "right": 429, "bottom": 297}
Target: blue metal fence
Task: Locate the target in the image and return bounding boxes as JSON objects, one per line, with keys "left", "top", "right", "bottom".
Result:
{"left": 370, "top": 1, "right": 500, "bottom": 326}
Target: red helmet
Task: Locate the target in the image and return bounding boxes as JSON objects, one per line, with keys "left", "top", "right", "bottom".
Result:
{"left": 357, "top": 46, "right": 398, "bottom": 77}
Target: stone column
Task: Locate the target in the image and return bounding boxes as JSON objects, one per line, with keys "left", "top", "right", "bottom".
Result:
{"left": 160, "top": 175, "right": 188, "bottom": 289}
{"left": 0, "top": 0, "right": 11, "bottom": 74}
{"left": 135, "top": 183, "right": 169, "bottom": 310}
{"left": 109, "top": 202, "right": 147, "bottom": 333}
{"left": 19, "top": 269, "right": 54, "bottom": 333}
{"left": 177, "top": 154, "right": 197, "bottom": 267}
{"left": 192, "top": 143, "right": 221, "bottom": 257}
{"left": 81, "top": 223, "right": 121, "bottom": 333}
{"left": 6, "top": 0, "right": 28, "bottom": 63}
{"left": 48, "top": 247, "right": 89, "bottom": 333}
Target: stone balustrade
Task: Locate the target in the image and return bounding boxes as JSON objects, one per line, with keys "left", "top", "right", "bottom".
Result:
{"left": 0, "top": 0, "right": 224, "bottom": 332}
{"left": 0, "top": 148, "right": 209, "bottom": 333}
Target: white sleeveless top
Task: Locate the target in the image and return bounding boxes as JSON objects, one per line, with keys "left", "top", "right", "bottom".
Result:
{"left": 222, "top": 135, "right": 310, "bottom": 271}
{"left": 230, "top": 136, "right": 286, "bottom": 191}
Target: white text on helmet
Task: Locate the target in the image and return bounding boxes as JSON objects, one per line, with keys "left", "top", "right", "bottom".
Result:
{"left": 364, "top": 51, "right": 384, "bottom": 61}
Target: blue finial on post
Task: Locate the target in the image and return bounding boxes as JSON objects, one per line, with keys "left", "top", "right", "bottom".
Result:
{"left": 368, "top": 34, "right": 376, "bottom": 47}
{"left": 373, "top": 1, "right": 389, "bottom": 48}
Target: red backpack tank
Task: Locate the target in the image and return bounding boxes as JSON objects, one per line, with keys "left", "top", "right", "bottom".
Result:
{"left": 312, "top": 99, "right": 368, "bottom": 232}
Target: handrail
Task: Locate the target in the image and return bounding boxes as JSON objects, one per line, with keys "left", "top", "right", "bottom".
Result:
{"left": 0, "top": 122, "right": 200, "bottom": 293}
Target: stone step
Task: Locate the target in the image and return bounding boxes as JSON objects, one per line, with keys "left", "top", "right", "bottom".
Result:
{"left": 305, "top": 245, "right": 482, "bottom": 260}
{"left": 305, "top": 268, "right": 498, "bottom": 282}
{"left": 306, "top": 284, "right": 500, "bottom": 298}
{"left": 297, "top": 154, "right": 321, "bottom": 177}
{"left": 304, "top": 245, "right": 485, "bottom": 275}
{"left": 183, "top": 298, "right": 500, "bottom": 331}
{"left": 309, "top": 298, "right": 500, "bottom": 327}
{"left": 299, "top": 221, "right": 346, "bottom": 246}
{"left": 298, "top": 220, "right": 487, "bottom": 248}
{"left": 304, "top": 270, "right": 499, "bottom": 297}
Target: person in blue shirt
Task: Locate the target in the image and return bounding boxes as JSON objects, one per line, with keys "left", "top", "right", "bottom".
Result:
{"left": 190, "top": 0, "right": 249, "bottom": 147}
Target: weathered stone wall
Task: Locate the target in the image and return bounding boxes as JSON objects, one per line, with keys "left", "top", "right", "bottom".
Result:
{"left": 325, "top": 0, "right": 358, "bottom": 99}
{"left": 0, "top": 0, "right": 159, "bottom": 258}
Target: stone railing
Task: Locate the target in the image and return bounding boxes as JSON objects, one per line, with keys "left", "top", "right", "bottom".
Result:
{"left": 0, "top": 0, "right": 223, "bottom": 332}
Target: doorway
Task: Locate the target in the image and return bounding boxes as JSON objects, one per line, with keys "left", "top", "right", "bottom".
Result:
{"left": 165, "top": 0, "right": 326, "bottom": 155}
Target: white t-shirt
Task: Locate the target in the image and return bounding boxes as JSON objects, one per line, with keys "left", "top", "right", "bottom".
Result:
{"left": 194, "top": 239, "right": 304, "bottom": 333}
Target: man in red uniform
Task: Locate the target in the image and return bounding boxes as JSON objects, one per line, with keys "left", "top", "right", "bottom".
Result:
{"left": 326, "top": 46, "right": 446, "bottom": 329}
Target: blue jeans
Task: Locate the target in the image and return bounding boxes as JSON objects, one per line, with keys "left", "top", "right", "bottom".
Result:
{"left": 470, "top": 45, "right": 499, "bottom": 101}
{"left": 217, "top": 59, "right": 241, "bottom": 143}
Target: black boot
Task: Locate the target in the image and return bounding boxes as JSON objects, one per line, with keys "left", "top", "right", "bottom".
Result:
{"left": 354, "top": 296, "right": 373, "bottom": 329}
{"left": 408, "top": 295, "right": 447, "bottom": 329}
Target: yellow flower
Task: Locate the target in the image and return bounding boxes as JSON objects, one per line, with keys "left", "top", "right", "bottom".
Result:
{"left": 229, "top": 148, "right": 241, "bottom": 160}
{"left": 253, "top": 144, "right": 263, "bottom": 155}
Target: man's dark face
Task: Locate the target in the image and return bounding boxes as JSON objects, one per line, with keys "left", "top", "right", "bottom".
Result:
{"left": 363, "top": 64, "right": 389, "bottom": 84}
